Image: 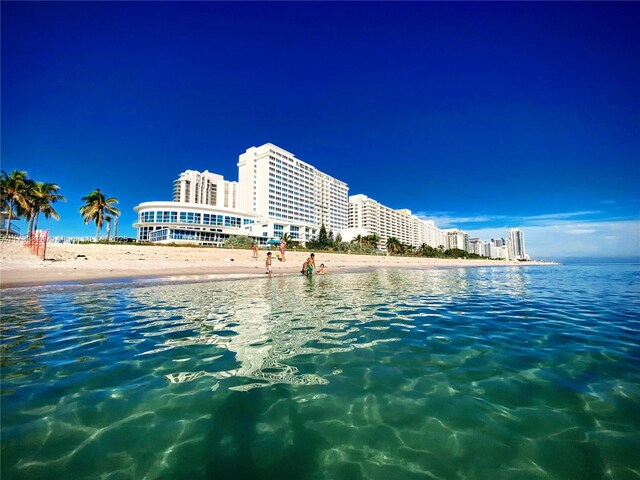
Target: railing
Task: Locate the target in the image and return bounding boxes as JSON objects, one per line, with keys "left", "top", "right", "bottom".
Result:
{"left": 25, "top": 230, "right": 48, "bottom": 260}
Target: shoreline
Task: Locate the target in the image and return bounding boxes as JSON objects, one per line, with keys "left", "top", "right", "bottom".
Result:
{"left": 0, "top": 242, "right": 557, "bottom": 289}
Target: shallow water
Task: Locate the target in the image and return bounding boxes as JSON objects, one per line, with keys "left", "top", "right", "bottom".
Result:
{"left": 1, "top": 265, "right": 639, "bottom": 479}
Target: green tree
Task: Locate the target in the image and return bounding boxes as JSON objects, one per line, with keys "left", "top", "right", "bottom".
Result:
{"left": 1, "top": 170, "right": 34, "bottom": 235}
{"left": 223, "top": 235, "right": 253, "bottom": 248}
{"left": 317, "top": 224, "right": 329, "bottom": 248}
{"left": 27, "top": 182, "right": 65, "bottom": 236}
{"left": 364, "top": 234, "right": 380, "bottom": 250}
{"left": 418, "top": 243, "right": 439, "bottom": 257}
{"left": 385, "top": 237, "right": 403, "bottom": 255}
{"left": 79, "top": 189, "right": 121, "bottom": 240}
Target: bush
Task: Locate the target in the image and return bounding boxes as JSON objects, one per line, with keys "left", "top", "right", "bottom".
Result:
{"left": 223, "top": 235, "right": 253, "bottom": 249}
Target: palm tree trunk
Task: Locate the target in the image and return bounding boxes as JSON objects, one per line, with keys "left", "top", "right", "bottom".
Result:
{"left": 106, "top": 219, "right": 111, "bottom": 242}
{"left": 28, "top": 213, "right": 35, "bottom": 238}
{"left": 34, "top": 212, "right": 40, "bottom": 232}
{"left": 5, "top": 200, "right": 14, "bottom": 236}
{"left": 96, "top": 224, "right": 101, "bottom": 241}
{"left": 114, "top": 216, "right": 118, "bottom": 239}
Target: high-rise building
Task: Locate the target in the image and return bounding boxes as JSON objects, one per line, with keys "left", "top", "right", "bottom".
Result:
{"left": 173, "top": 170, "right": 238, "bottom": 210}
{"left": 237, "top": 143, "right": 348, "bottom": 231}
{"left": 445, "top": 229, "right": 469, "bottom": 251}
{"left": 315, "top": 170, "right": 349, "bottom": 232}
{"left": 345, "top": 194, "right": 446, "bottom": 248}
{"left": 509, "top": 228, "right": 527, "bottom": 260}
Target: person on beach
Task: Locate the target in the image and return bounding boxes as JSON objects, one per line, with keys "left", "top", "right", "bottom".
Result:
{"left": 265, "top": 252, "right": 273, "bottom": 276}
{"left": 301, "top": 253, "right": 315, "bottom": 276}
{"left": 279, "top": 239, "right": 286, "bottom": 262}
{"left": 318, "top": 263, "right": 326, "bottom": 275}
{"left": 251, "top": 242, "right": 258, "bottom": 259}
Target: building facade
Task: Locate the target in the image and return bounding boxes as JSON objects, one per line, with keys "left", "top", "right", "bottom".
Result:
{"left": 509, "top": 228, "right": 528, "bottom": 260}
{"left": 445, "top": 229, "right": 469, "bottom": 251}
{"left": 173, "top": 170, "right": 238, "bottom": 209}
{"left": 132, "top": 142, "right": 532, "bottom": 257}
{"left": 133, "top": 201, "right": 318, "bottom": 246}
{"left": 345, "top": 194, "right": 447, "bottom": 249}
{"left": 238, "top": 143, "right": 348, "bottom": 232}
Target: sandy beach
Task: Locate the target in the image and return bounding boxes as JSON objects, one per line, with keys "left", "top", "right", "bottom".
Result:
{"left": 0, "top": 241, "right": 552, "bottom": 288}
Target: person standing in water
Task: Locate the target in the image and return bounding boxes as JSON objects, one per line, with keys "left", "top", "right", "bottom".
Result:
{"left": 303, "top": 253, "right": 315, "bottom": 276}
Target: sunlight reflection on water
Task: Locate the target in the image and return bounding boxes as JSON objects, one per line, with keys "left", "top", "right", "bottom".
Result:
{"left": 1, "top": 265, "right": 639, "bottom": 480}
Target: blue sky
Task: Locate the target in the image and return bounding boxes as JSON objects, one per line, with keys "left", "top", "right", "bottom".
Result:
{"left": 2, "top": 2, "right": 639, "bottom": 259}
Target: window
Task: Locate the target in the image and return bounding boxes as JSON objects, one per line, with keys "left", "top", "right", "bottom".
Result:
{"left": 141, "top": 211, "right": 155, "bottom": 223}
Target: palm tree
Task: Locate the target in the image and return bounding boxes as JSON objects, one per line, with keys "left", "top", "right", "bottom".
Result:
{"left": 364, "top": 234, "right": 380, "bottom": 250}
{"left": 79, "top": 189, "right": 121, "bottom": 240}
{"left": 33, "top": 182, "right": 65, "bottom": 233}
{"left": 105, "top": 216, "right": 112, "bottom": 242}
{"left": 23, "top": 182, "right": 65, "bottom": 236}
{"left": 1, "top": 170, "right": 33, "bottom": 236}
{"left": 385, "top": 236, "right": 403, "bottom": 255}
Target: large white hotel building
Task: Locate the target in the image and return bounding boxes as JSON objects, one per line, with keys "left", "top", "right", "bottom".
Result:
{"left": 344, "top": 194, "right": 447, "bottom": 249}
{"left": 133, "top": 142, "right": 527, "bottom": 259}
{"left": 134, "top": 143, "right": 347, "bottom": 246}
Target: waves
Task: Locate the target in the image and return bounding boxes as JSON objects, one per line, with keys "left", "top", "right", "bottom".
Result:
{"left": 1, "top": 265, "right": 639, "bottom": 479}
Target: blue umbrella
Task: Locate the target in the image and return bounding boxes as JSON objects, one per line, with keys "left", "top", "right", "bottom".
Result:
{"left": 267, "top": 238, "right": 281, "bottom": 245}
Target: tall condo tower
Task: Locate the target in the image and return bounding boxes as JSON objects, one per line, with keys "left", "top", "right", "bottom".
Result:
{"left": 237, "top": 143, "right": 348, "bottom": 231}
{"left": 509, "top": 228, "right": 527, "bottom": 260}
{"left": 173, "top": 170, "right": 238, "bottom": 210}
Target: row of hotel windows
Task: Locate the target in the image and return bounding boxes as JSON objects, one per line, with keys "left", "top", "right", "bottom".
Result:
{"left": 148, "top": 228, "right": 233, "bottom": 245}
{"left": 139, "top": 211, "right": 250, "bottom": 228}
{"left": 270, "top": 168, "right": 314, "bottom": 186}
{"left": 268, "top": 211, "right": 315, "bottom": 223}
{"left": 269, "top": 165, "right": 313, "bottom": 185}
{"left": 269, "top": 155, "right": 314, "bottom": 174}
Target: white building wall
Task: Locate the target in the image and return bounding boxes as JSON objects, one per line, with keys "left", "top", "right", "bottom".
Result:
{"left": 445, "top": 229, "right": 468, "bottom": 251}
{"left": 347, "top": 194, "right": 446, "bottom": 249}
{"left": 238, "top": 143, "right": 347, "bottom": 232}
{"left": 173, "top": 170, "right": 238, "bottom": 209}
{"left": 509, "top": 228, "right": 527, "bottom": 260}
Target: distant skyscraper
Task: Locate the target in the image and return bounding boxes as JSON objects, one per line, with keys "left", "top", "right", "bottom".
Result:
{"left": 445, "top": 229, "right": 468, "bottom": 251}
{"left": 173, "top": 170, "right": 238, "bottom": 210}
{"left": 509, "top": 228, "right": 527, "bottom": 260}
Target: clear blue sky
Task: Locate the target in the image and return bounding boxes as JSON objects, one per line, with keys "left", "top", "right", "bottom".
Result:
{"left": 2, "top": 2, "right": 639, "bottom": 259}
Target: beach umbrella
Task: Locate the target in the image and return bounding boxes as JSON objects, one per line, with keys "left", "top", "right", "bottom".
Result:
{"left": 267, "top": 238, "right": 281, "bottom": 245}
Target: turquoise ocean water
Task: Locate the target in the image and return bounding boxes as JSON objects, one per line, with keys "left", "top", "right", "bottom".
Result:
{"left": 1, "top": 264, "right": 639, "bottom": 479}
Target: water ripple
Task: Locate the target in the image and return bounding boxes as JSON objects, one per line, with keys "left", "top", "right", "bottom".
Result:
{"left": 1, "top": 265, "right": 639, "bottom": 479}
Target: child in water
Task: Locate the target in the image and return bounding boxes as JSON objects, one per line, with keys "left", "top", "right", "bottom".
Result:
{"left": 301, "top": 253, "right": 315, "bottom": 276}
